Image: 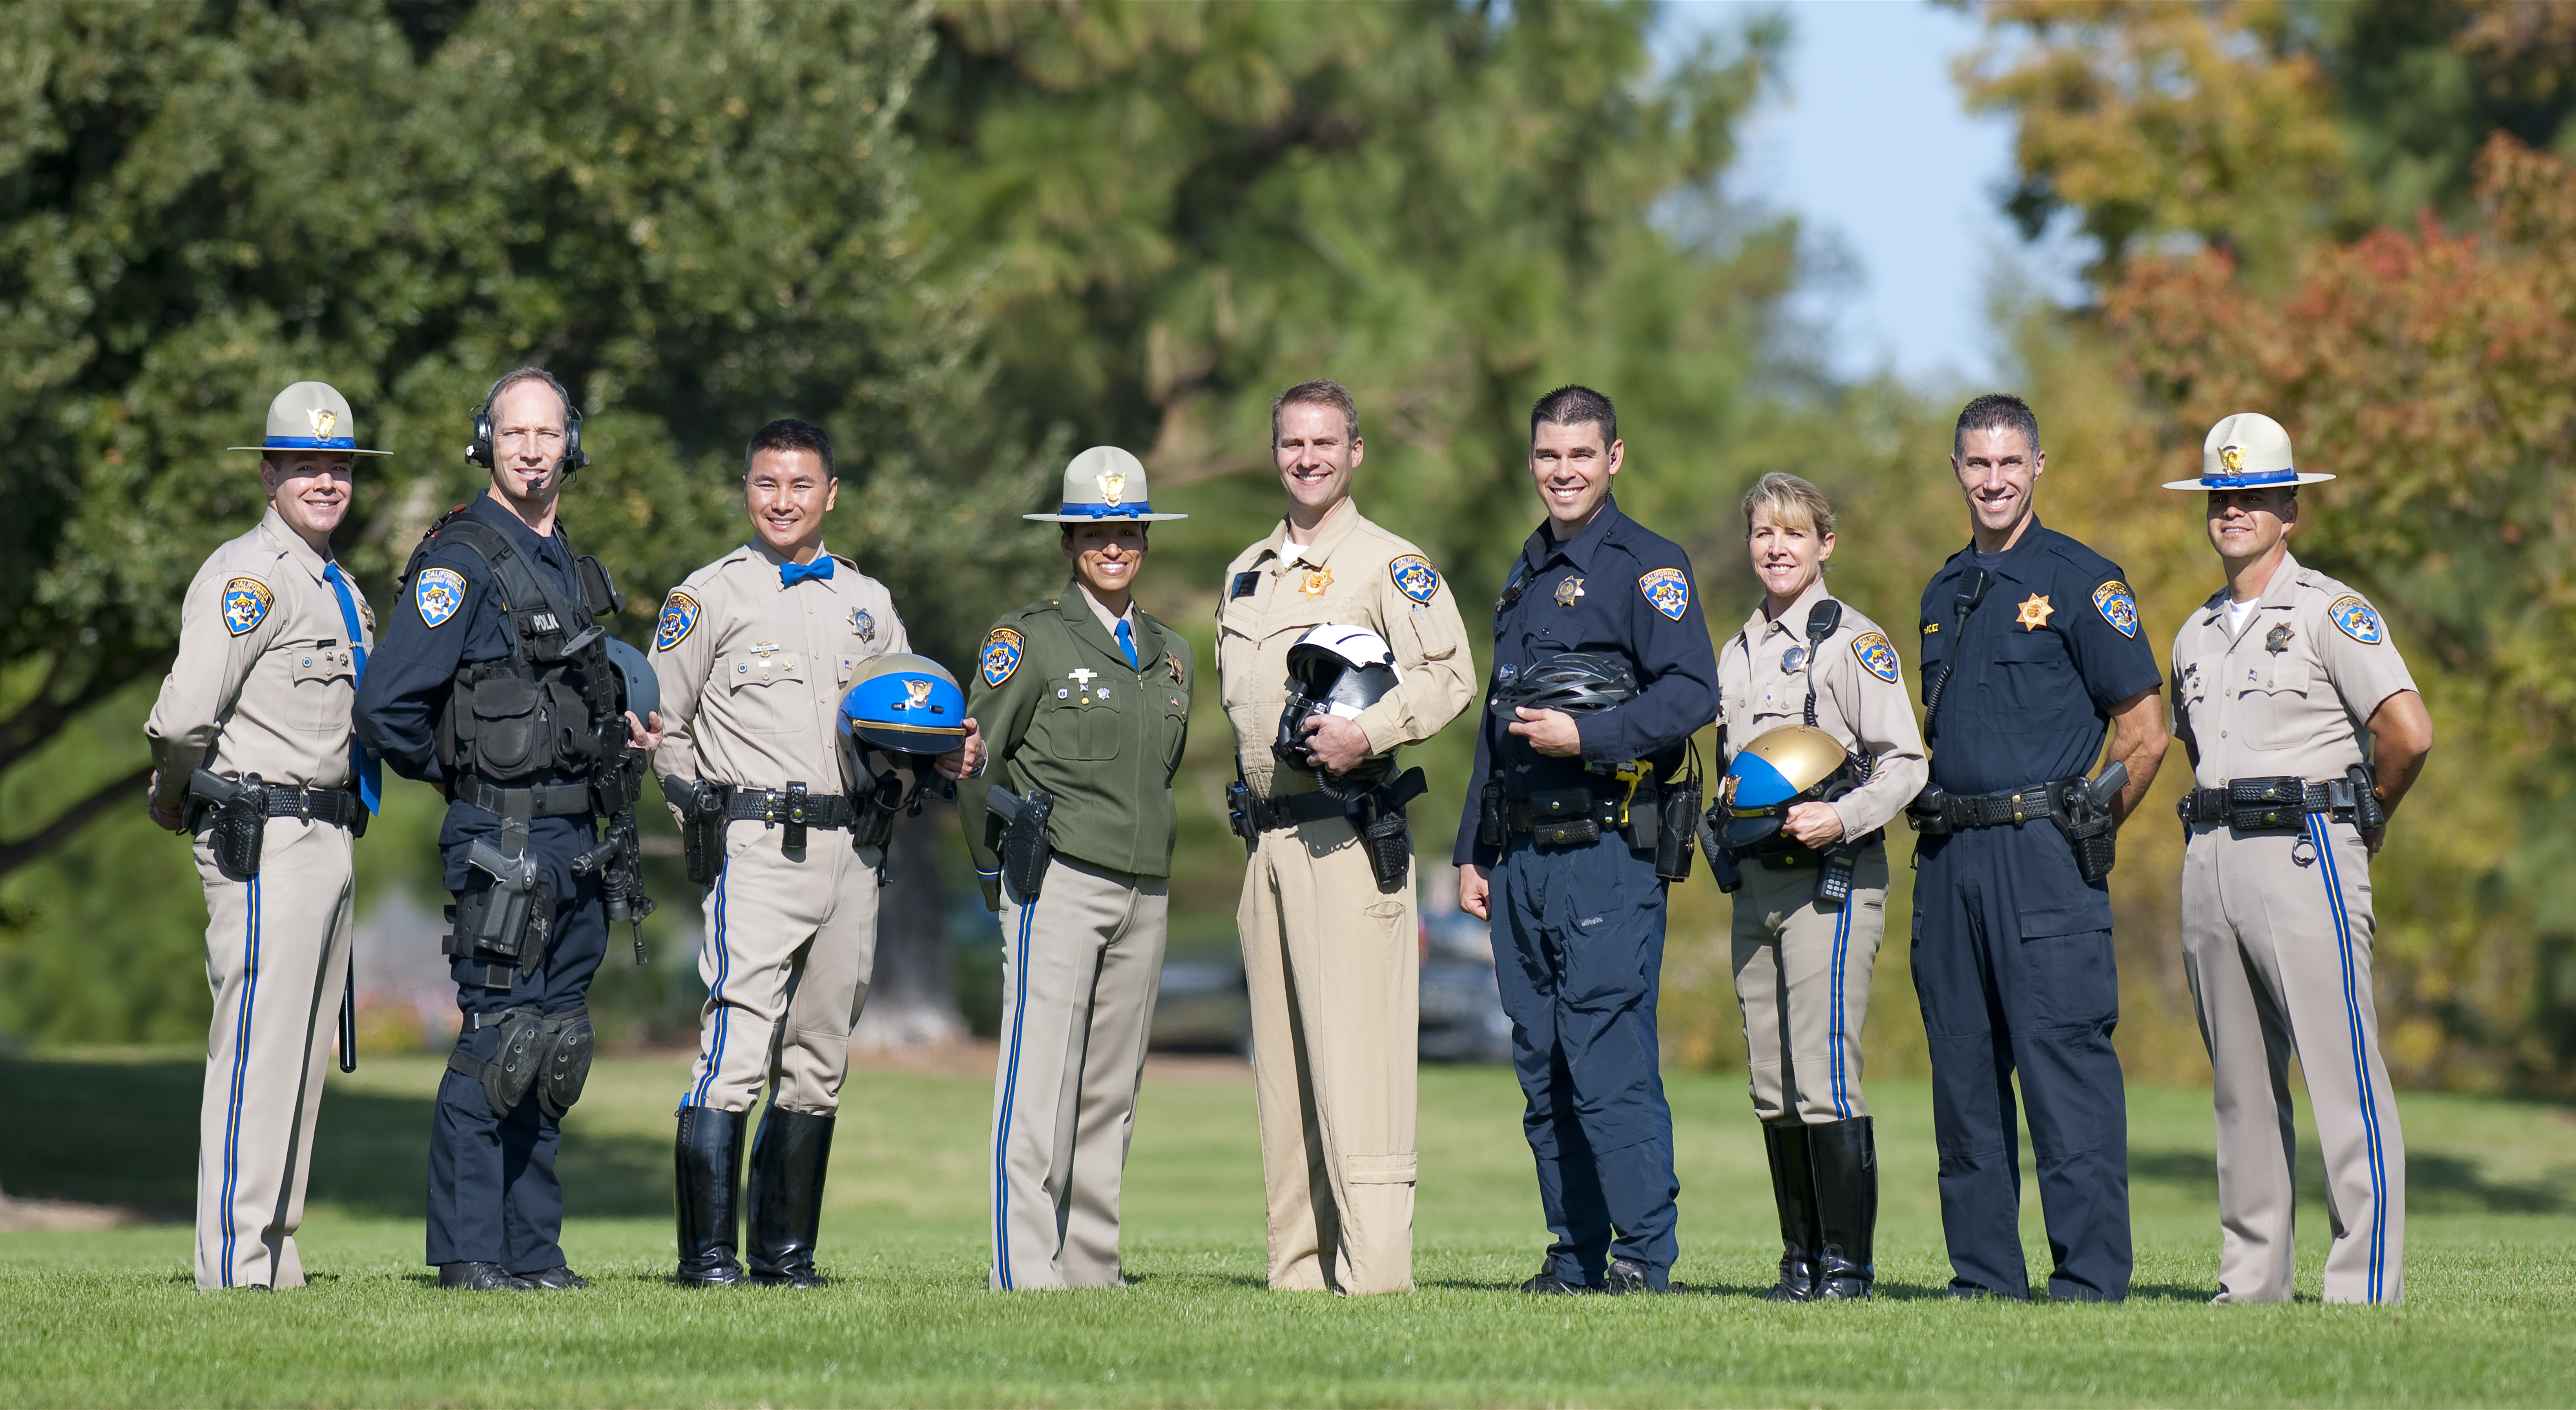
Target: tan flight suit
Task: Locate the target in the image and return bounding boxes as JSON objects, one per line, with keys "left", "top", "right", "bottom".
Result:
{"left": 1219, "top": 500, "right": 1474, "bottom": 1295}
{"left": 145, "top": 508, "right": 374, "bottom": 1291}
{"left": 2171, "top": 552, "right": 2415, "bottom": 1304}
{"left": 1715, "top": 577, "right": 1927, "bottom": 1124}
{"left": 651, "top": 542, "right": 904, "bottom": 1116}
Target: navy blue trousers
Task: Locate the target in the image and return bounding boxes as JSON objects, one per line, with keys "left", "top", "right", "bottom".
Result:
{"left": 1911, "top": 825, "right": 2130, "bottom": 1301}
{"left": 1491, "top": 838, "right": 1677, "bottom": 1288}
{"left": 426, "top": 820, "right": 607, "bottom": 1272}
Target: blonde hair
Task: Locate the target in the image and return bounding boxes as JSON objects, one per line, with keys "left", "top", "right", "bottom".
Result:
{"left": 1741, "top": 472, "right": 1835, "bottom": 539}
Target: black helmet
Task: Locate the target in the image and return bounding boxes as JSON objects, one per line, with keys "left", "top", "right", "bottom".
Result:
{"left": 1274, "top": 625, "right": 1404, "bottom": 770}
{"left": 603, "top": 636, "right": 659, "bottom": 724}
{"left": 1489, "top": 651, "right": 1637, "bottom": 717}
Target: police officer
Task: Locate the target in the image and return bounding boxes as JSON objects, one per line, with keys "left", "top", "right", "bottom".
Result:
{"left": 958, "top": 446, "right": 1191, "bottom": 1291}
{"left": 1222, "top": 380, "right": 1474, "bottom": 1296}
{"left": 1457, "top": 385, "right": 1720, "bottom": 1296}
{"left": 2166, "top": 413, "right": 2430, "bottom": 1304}
{"left": 649, "top": 419, "right": 982, "bottom": 1287}
{"left": 146, "top": 382, "right": 385, "bottom": 1290}
{"left": 1909, "top": 393, "right": 2167, "bottom": 1302}
{"left": 1711, "top": 473, "right": 1926, "bottom": 1301}
{"left": 354, "top": 367, "right": 659, "bottom": 1292}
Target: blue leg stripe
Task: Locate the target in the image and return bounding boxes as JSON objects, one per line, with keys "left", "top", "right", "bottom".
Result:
{"left": 993, "top": 896, "right": 1037, "bottom": 1290}
{"left": 1828, "top": 896, "right": 1854, "bottom": 1119}
{"left": 2310, "top": 813, "right": 2389, "bottom": 1302}
{"left": 689, "top": 857, "right": 733, "bottom": 1110}
{"left": 219, "top": 874, "right": 262, "bottom": 1288}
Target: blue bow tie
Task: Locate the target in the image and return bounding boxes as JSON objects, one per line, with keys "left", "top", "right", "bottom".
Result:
{"left": 781, "top": 556, "right": 835, "bottom": 588}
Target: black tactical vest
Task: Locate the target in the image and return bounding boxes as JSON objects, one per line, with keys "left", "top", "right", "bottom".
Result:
{"left": 400, "top": 508, "right": 626, "bottom": 784}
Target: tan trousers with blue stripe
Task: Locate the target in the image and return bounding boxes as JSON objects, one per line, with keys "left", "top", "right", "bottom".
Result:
{"left": 989, "top": 854, "right": 1167, "bottom": 1290}
{"left": 2182, "top": 818, "right": 2405, "bottom": 1304}
{"left": 1729, "top": 843, "right": 1888, "bottom": 1124}
{"left": 682, "top": 823, "right": 881, "bottom": 1116}
{"left": 193, "top": 818, "right": 354, "bottom": 1291}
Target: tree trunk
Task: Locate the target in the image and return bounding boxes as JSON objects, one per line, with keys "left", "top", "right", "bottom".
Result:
{"left": 851, "top": 797, "right": 965, "bottom": 1049}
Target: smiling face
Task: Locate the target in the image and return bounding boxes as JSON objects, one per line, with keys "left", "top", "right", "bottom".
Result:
{"left": 1952, "top": 424, "right": 2043, "bottom": 540}
{"left": 262, "top": 452, "right": 356, "bottom": 547}
{"left": 746, "top": 446, "right": 837, "bottom": 560}
{"left": 2206, "top": 485, "right": 2296, "bottom": 570}
{"left": 486, "top": 378, "right": 571, "bottom": 510}
{"left": 1748, "top": 504, "right": 1832, "bottom": 606}
{"left": 1529, "top": 418, "right": 1622, "bottom": 534}
{"left": 1063, "top": 521, "right": 1148, "bottom": 601}
{"left": 1273, "top": 401, "right": 1361, "bottom": 521}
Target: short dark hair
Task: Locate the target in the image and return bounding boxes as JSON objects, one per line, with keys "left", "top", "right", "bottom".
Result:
{"left": 745, "top": 418, "right": 834, "bottom": 479}
{"left": 1531, "top": 384, "right": 1616, "bottom": 449}
{"left": 1272, "top": 379, "right": 1359, "bottom": 442}
{"left": 1954, "top": 393, "right": 2040, "bottom": 459}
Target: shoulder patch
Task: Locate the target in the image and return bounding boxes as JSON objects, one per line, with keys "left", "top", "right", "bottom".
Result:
{"left": 981, "top": 626, "right": 1025, "bottom": 687}
{"left": 1389, "top": 554, "right": 1440, "bottom": 605}
{"left": 1638, "top": 567, "right": 1691, "bottom": 621}
{"left": 413, "top": 568, "right": 466, "bottom": 629}
{"left": 1852, "top": 632, "right": 1901, "bottom": 683}
{"left": 221, "top": 577, "right": 273, "bottom": 637}
{"left": 2327, "top": 595, "right": 2384, "bottom": 645}
{"left": 2092, "top": 579, "right": 2140, "bottom": 639}
{"left": 653, "top": 590, "right": 700, "bottom": 651}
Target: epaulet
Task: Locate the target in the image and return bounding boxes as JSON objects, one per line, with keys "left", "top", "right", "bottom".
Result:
{"left": 831, "top": 552, "right": 859, "bottom": 571}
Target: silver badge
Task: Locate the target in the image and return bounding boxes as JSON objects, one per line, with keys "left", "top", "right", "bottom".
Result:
{"left": 1782, "top": 646, "right": 1808, "bottom": 673}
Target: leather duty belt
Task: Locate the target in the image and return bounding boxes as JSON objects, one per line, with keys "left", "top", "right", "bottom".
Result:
{"left": 1246, "top": 789, "right": 1348, "bottom": 832}
{"left": 1924, "top": 785, "right": 2064, "bottom": 830}
{"left": 723, "top": 788, "right": 857, "bottom": 831}
{"left": 2177, "top": 776, "right": 2359, "bottom": 831}
{"left": 457, "top": 776, "right": 594, "bottom": 820}
{"left": 1247, "top": 770, "right": 1430, "bottom": 833}
{"left": 248, "top": 783, "right": 365, "bottom": 827}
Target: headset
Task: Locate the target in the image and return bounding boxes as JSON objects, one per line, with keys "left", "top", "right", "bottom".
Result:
{"left": 466, "top": 368, "right": 589, "bottom": 478}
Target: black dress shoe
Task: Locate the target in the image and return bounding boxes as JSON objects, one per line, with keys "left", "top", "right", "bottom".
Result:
{"left": 438, "top": 1262, "right": 533, "bottom": 1291}
{"left": 519, "top": 1266, "right": 589, "bottom": 1289}
{"left": 1604, "top": 1258, "right": 1666, "bottom": 1295}
{"left": 1517, "top": 1268, "right": 1596, "bottom": 1295}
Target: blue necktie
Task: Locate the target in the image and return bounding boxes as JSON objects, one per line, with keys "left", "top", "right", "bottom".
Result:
{"left": 781, "top": 556, "right": 835, "bottom": 588}
{"left": 321, "top": 563, "right": 382, "bottom": 813}
{"left": 1115, "top": 618, "right": 1138, "bottom": 670}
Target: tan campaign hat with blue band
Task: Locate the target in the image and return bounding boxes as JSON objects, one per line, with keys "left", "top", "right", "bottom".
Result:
{"left": 1023, "top": 446, "right": 1187, "bottom": 522}
{"left": 228, "top": 380, "right": 390, "bottom": 457}
{"left": 2163, "top": 411, "right": 2334, "bottom": 491}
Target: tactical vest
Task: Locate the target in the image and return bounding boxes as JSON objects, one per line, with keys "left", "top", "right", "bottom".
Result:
{"left": 400, "top": 507, "right": 628, "bottom": 785}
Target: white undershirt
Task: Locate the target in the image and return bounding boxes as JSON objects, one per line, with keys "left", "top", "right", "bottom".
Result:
{"left": 2223, "top": 596, "right": 2259, "bottom": 637}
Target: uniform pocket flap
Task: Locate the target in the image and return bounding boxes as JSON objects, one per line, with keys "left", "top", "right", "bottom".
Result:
{"left": 2016, "top": 900, "right": 2112, "bottom": 940}
{"left": 1345, "top": 1153, "right": 1418, "bottom": 1185}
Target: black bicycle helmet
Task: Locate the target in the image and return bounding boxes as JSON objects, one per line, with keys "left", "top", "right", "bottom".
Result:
{"left": 1488, "top": 651, "right": 1638, "bottom": 716}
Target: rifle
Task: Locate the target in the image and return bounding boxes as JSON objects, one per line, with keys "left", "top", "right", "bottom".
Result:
{"left": 575, "top": 741, "right": 657, "bottom": 964}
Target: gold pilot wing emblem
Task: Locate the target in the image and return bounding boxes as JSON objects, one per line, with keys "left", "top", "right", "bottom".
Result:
{"left": 2220, "top": 444, "right": 2245, "bottom": 475}
{"left": 1097, "top": 472, "right": 1126, "bottom": 508}
{"left": 308, "top": 406, "right": 338, "bottom": 438}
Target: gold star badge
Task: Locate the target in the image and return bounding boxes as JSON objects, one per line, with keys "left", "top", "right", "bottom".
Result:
{"left": 2016, "top": 593, "right": 2054, "bottom": 630}
{"left": 1554, "top": 577, "right": 1585, "bottom": 606}
{"left": 1299, "top": 567, "right": 1334, "bottom": 598}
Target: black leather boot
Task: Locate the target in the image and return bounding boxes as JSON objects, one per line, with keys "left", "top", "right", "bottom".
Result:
{"left": 1810, "top": 1116, "right": 1877, "bottom": 1300}
{"left": 674, "top": 1105, "right": 748, "bottom": 1286}
{"left": 1762, "top": 1119, "right": 1821, "bottom": 1302}
{"left": 745, "top": 1103, "right": 835, "bottom": 1288}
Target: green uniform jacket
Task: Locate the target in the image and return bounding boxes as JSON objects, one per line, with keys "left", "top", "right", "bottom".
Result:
{"left": 958, "top": 586, "right": 1195, "bottom": 906}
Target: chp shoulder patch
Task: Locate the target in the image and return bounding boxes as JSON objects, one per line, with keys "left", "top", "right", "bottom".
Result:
{"left": 1389, "top": 554, "right": 1441, "bottom": 605}
{"left": 2328, "top": 595, "right": 2384, "bottom": 645}
{"left": 980, "top": 626, "right": 1025, "bottom": 687}
{"left": 1638, "top": 567, "right": 1691, "bottom": 621}
{"left": 2091, "top": 579, "right": 2140, "bottom": 639}
{"left": 413, "top": 568, "right": 466, "bottom": 629}
{"left": 221, "top": 577, "right": 273, "bottom": 637}
{"left": 653, "top": 591, "right": 699, "bottom": 651}
{"left": 1852, "top": 632, "right": 1901, "bottom": 683}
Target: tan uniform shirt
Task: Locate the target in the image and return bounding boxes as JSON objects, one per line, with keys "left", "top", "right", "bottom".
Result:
{"left": 650, "top": 542, "right": 909, "bottom": 795}
{"left": 1716, "top": 577, "right": 1928, "bottom": 839}
{"left": 146, "top": 508, "right": 373, "bottom": 811}
{"left": 1218, "top": 500, "right": 1474, "bottom": 796}
{"left": 2171, "top": 552, "right": 2416, "bottom": 787}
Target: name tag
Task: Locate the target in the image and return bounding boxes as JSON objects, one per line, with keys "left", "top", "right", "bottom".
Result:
{"left": 1229, "top": 572, "right": 1261, "bottom": 600}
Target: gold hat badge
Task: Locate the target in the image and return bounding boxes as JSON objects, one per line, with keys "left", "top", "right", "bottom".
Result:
{"left": 1097, "top": 471, "right": 1126, "bottom": 508}
{"left": 308, "top": 407, "right": 339, "bottom": 438}
{"left": 2220, "top": 444, "right": 2245, "bottom": 475}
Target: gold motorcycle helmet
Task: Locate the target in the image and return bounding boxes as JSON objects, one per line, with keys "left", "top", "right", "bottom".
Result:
{"left": 1715, "top": 724, "right": 1864, "bottom": 851}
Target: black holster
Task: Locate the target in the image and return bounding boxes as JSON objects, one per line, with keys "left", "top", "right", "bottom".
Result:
{"left": 1345, "top": 767, "right": 1427, "bottom": 893}
{"left": 662, "top": 776, "right": 732, "bottom": 886}
{"left": 447, "top": 881, "right": 555, "bottom": 974}
{"left": 2348, "top": 762, "right": 2386, "bottom": 834}
{"left": 1226, "top": 772, "right": 1257, "bottom": 855}
{"left": 1655, "top": 752, "right": 1702, "bottom": 884}
{"left": 994, "top": 787, "right": 1055, "bottom": 899}
{"left": 2047, "top": 775, "right": 2118, "bottom": 884}
{"left": 1476, "top": 781, "right": 1505, "bottom": 853}
{"left": 191, "top": 769, "right": 268, "bottom": 880}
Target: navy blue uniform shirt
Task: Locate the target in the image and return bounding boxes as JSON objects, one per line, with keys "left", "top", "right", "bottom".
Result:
{"left": 1915, "top": 519, "right": 2160, "bottom": 796}
{"left": 1454, "top": 496, "right": 1720, "bottom": 867}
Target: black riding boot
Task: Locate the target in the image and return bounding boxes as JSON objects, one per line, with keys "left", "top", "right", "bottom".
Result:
{"left": 1762, "top": 1119, "right": 1821, "bottom": 1302}
{"left": 745, "top": 1103, "right": 835, "bottom": 1288}
{"left": 674, "top": 1105, "right": 748, "bottom": 1286}
{"left": 1811, "top": 1115, "right": 1877, "bottom": 1300}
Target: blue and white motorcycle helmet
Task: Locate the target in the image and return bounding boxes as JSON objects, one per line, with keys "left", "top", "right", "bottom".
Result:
{"left": 838, "top": 653, "right": 969, "bottom": 760}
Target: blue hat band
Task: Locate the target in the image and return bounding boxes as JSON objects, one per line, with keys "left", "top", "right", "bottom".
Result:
{"left": 2200, "top": 468, "right": 2298, "bottom": 488}
{"left": 1058, "top": 500, "right": 1154, "bottom": 517}
{"left": 265, "top": 436, "right": 358, "bottom": 450}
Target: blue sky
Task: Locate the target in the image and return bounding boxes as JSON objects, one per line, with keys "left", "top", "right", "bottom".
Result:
{"left": 1662, "top": 0, "right": 2087, "bottom": 389}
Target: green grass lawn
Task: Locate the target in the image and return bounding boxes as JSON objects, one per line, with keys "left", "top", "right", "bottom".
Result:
{"left": 3, "top": 1047, "right": 2573, "bottom": 1407}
